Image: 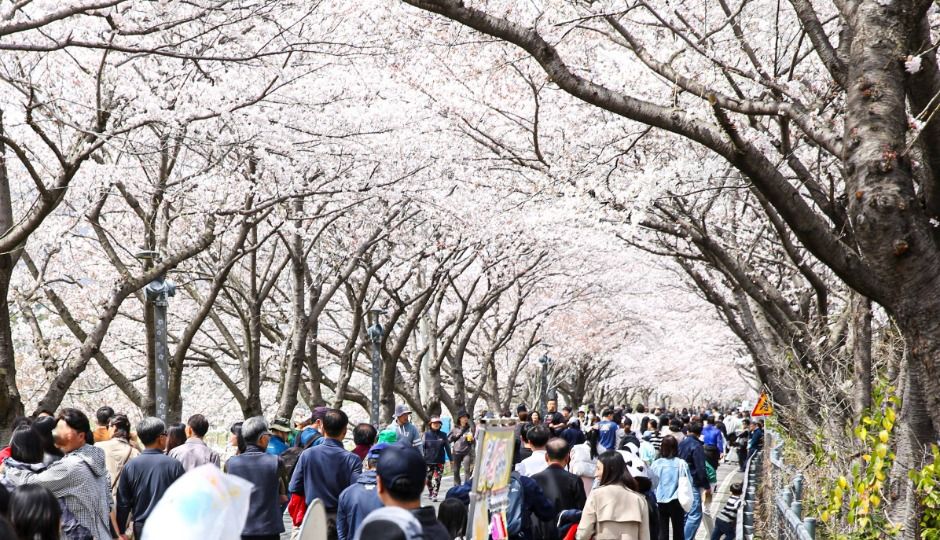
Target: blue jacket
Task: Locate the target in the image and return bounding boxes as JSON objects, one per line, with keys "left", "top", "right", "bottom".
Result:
{"left": 336, "top": 470, "right": 382, "bottom": 540}
{"left": 288, "top": 438, "right": 362, "bottom": 509}
{"left": 295, "top": 428, "right": 326, "bottom": 449}
{"left": 678, "top": 436, "right": 709, "bottom": 489}
{"left": 649, "top": 457, "right": 691, "bottom": 503}
{"left": 702, "top": 425, "right": 724, "bottom": 453}
{"left": 266, "top": 436, "right": 289, "bottom": 456}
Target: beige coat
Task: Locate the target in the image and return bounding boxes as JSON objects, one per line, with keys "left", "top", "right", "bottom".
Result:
{"left": 95, "top": 437, "right": 140, "bottom": 498}
{"left": 576, "top": 484, "right": 650, "bottom": 540}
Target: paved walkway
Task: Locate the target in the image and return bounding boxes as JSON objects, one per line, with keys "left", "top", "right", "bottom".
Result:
{"left": 423, "top": 457, "right": 742, "bottom": 539}
{"left": 698, "top": 457, "right": 743, "bottom": 539}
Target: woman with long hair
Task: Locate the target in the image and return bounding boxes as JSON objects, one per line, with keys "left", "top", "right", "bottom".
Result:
{"left": 576, "top": 451, "right": 650, "bottom": 540}
{"left": 9, "top": 484, "right": 62, "bottom": 540}
{"left": 649, "top": 436, "right": 691, "bottom": 540}
{"left": 569, "top": 427, "right": 603, "bottom": 496}
{"left": 31, "top": 416, "right": 63, "bottom": 465}
{"left": 165, "top": 423, "right": 188, "bottom": 454}
{"left": 530, "top": 411, "right": 542, "bottom": 425}
{"left": 437, "top": 498, "right": 468, "bottom": 539}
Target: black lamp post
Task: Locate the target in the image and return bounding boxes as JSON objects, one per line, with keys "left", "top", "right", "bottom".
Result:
{"left": 366, "top": 308, "right": 386, "bottom": 426}
{"left": 135, "top": 250, "right": 176, "bottom": 422}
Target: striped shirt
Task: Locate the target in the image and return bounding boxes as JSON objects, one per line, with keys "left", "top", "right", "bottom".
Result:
{"left": 649, "top": 430, "right": 664, "bottom": 451}
{"left": 718, "top": 494, "right": 742, "bottom": 523}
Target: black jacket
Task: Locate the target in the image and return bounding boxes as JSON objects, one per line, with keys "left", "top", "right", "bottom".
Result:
{"left": 423, "top": 430, "right": 452, "bottom": 465}
{"left": 225, "top": 445, "right": 285, "bottom": 536}
{"left": 116, "top": 449, "right": 185, "bottom": 529}
{"left": 531, "top": 464, "right": 587, "bottom": 540}
{"left": 411, "top": 506, "right": 452, "bottom": 540}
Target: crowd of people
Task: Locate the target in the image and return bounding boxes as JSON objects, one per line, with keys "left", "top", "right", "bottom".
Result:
{"left": 0, "top": 399, "right": 765, "bottom": 540}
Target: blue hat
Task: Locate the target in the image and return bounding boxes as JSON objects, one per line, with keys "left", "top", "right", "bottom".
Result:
{"left": 377, "top": 444, "right": 425, "bottom": 487}
{"left": 367, "top": 442, "right": 389, "bottom": 461}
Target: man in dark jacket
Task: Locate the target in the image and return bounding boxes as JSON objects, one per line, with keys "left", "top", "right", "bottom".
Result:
{"left": 289, "top": 409, "right": 362, "bottom": 540}
{"left": 225, "top": 416, "right": 287, "bottom": 540}
{"left": 116, "top": 417, "right": 185, "bottom": 539}
{"left": 422, "top": 416, "right": 452, "bottom": 501}
{"left": 531, "top": 438, "right": 585, "bottom": 540}
{"left": 376, "top": 444, "right": 451, "bottom": 540}
{"left": 678, "top": 422, "right": 710, "bottom": 540}
{"left": 337, "top": 443, "right": 387, "bottom": 540}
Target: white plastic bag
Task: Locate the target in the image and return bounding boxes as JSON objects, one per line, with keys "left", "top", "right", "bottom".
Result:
{"left": 142, "top": 464, "right": 253, "bottom": 540}
{"left": 677, "top": 461, "right": 694, "bottom": 512}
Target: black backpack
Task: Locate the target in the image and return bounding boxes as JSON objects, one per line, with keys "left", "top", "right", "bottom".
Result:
{"left": 280, "top": 431, "right": 322, "bottom": 485}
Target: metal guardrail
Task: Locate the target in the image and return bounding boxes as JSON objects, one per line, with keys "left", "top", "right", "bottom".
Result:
{"left": 767, "top": 431, "right": 817, "bottom": 540}
{"left": 737, "top": 443, "right": 761, "bottom": 539}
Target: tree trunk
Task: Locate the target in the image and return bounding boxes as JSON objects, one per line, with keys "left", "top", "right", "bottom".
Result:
{"left": 0, "top": 267, "right": 23, "bottom": 438}
{"left": 851, "top": 294, "right": 873, "bottom": 416}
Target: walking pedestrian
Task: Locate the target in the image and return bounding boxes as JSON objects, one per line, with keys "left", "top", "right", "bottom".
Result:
{"left": 516, "top": 425, "right": 550, "bottom": 477}
{"left": 576, "top": 451, "right": 650, "bottom": 540}
{"left": 92, "top": 407, "right": 114, "bottom": 444}
{"left": 352, "top": 423, "right": 378, "bottom": 461}
{"left": 569, "top": 429, "right": 601, "bottom": 496}
{"left": 8, "top": 484, "right": 61, "bottom": 540}
{"left": 448, "top": 410, "right": 475, "bottom": 485}
{"left": 295, "top": 407, "right": 330, "bottom": 448}
{"left": 710, "top": 482, "right": 742, "bottom": 540}
{"left": 116, "top": 417, "right": 186, "bottom": 539}
{"left": 423, "top": 417, "right": 452, "bottom": 501}
{"left": 532, "top": 438, "right": 586, "bottom": 540}
{"left": 561, "top": 418, "right": 586, "bottom": 448}
{"left": 164, "top": 423, "right": 187, "bottom": 454}
{"left": 167, "top": 414, "right": 220, "bottom": 471}
{"left": 95, "top": 414, "right": 140, "bottom": 535}
{"left": 650, "top": 436, "right": 691, "bottom": 540}
{"left": 289, "top": 409, "right": 362, "bottom": 540}
{"left": 3, "top": 409, "right": 111, "bottom": 540}
{"left": 598, "top": 410, "right": 619, "bottom": 452}
{"left": 225, "top": 416, "right": 287, "bottom": 540}
{"left": 267, "top": 417, "right": 294, "bottom": 456}
{"left": 388, "top": 405, "right": 423, "bottom": 454}
{"left": 678, "top": 423, "right": 710, "bottom": 540}
{"left": 375, "top": 444, "right": 451, "bottom": 540}
{"left": 437, "top": 498, "right": 468, "bottom": 540}
{"left": 337, "top": 443, "right": 387, "bottom": 540}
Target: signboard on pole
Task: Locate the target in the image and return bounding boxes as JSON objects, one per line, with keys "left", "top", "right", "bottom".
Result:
{"left": 467, "top": 419, "right": 516, "bottom": 540}
{"left": 751, "top": 392, "right": 774, "bottom": 417}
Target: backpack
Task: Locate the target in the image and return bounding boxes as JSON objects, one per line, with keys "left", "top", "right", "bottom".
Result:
{"left": 505, "top": 472, "right": 525, "bottom": 537}
{"left": 280, "top": 431, "right": 322, "bottom": 485}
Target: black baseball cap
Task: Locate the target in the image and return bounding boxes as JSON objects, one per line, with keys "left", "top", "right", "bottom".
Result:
{"left": 377, "top": 444, "right": 426, "bottom": 488}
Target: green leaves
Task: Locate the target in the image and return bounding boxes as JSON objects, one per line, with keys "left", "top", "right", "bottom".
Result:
{"left": 819, "top": 379, "right": 901, "bottom": 538}
{"left": 910, "top": 445, "right": 940, "bottom": 538}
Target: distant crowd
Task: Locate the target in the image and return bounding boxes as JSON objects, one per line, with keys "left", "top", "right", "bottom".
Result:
{"left": 0, "top": 399, "right": 765, "bottom": 540}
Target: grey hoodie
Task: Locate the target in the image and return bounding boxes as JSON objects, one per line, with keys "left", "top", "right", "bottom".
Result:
{"left": 4, "top": 444, "right": 112, "bottom": 539}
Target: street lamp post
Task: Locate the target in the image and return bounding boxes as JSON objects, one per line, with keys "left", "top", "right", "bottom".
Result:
{"left": 135, "top": 250, "right": 176, "bottom": 422}
{"left": 538, "top": 353, "right": 552, "bottom": 417}
{"left": 366, "top": 309, "right": 386, "bottom": 426}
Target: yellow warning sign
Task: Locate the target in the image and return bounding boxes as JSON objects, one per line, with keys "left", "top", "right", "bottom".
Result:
{"left": 751, "top": 392, "right": 773, "bottom": 417}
